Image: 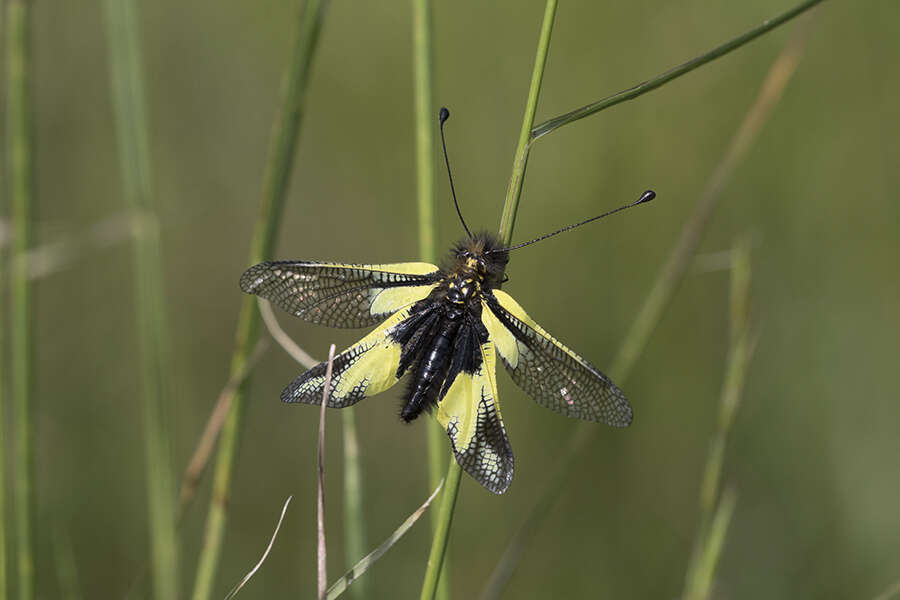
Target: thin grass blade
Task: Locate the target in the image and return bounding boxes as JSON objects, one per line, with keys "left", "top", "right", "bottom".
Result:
{"left": 530, "top": 0, "right": 825, "bottom": 141}
{"left": 340, "top": 409, "right": 367, "bottom": 600}
{"left": 177, "top": 340, "right": 269, "bottom": 517}
{"left": 0, "top": 188, "right": 7, "bottom": 600}
{"left": 498, "top": 0, "right": 558, "bottom": 245}
{"left": 318, "top": 344, "right": 336, "bottom": 600}
{"left": 411, "top": 2, "right": 447, "bottom": 597}
{"left": 421, "top": 2, "right": 558, "bottom": 599}
{"left": 257, "top": 298, "right": 317, "bottom": 368}
{"left": 683, "top": 237, "right": 756, "bottom": 600}
{"left": 684, "top": 489, "right": 738, "bottom": 600}
{"left": 256, "top": 300, "right": 372, "bottom": 599}
{"left": 6, "top": 1, "right": 34, "bottom": 598}
{"left": 873, "top": 579, "right": 900, "bottom": 600}
{"left": 51, "top": 527, "right": 82, "bottom": 600}
{"left": 190, "top": 2, "right": 329, "bottom": 598}
{"left": 326, "top": 480, "right": 444, "bottom": 600}
{"left": 103, "top": 1, "right": 180, "bottom": 595}
{"left": 18, "top": 211, "right": 138, "bottom": 281}
{"left": 222, "top": 497, "right": 293, "bottom": 600}
{"left": 480, "top": 27, "right": 808, "bottom": 600}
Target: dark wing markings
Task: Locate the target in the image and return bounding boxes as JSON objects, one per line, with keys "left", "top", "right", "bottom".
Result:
{"left": 240, "top": 261, "right": 440, "bottom": 328}
{"left": 437, "top": 342, "right": 514, "bottom": 494}
{"left": 483, "top": 290, "right": 633, "bottom": 427}
{"left": 282, "top": 307, "right": 410, "bottom": 406}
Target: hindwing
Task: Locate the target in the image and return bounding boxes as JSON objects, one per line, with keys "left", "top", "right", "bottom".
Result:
{"left": 240, "top": 261, "right": 441, "bottom": 328}
{"left": 282, "top": 307, "right": 411, "bottom": 407}
{"left": 436, "top": 342, "right": 514, "bottom": 494}
{"left": 482, "top": 290, "right": 633, "bottom": 427}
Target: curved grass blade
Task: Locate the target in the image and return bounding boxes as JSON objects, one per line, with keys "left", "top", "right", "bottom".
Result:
{"left": 326, "top": 480, "right": 444, "bottom": 600}
{"left": 177, "top": 340, "right": 269, "bottom": 516}
{"left": 222, "top": 497, "right": 293, "bottom": 600}
{"left": 873, "top": 579, "right": 900, "bottom": 600}
{"left": 257, "top": 298, "right": 317, "bottom": 368}
{"left": 190, "top": 1, "right": 330, "bottom": 597}
{"left": 530, "top": 0, "right": 826, "bottom": 141}
{"left": 481, "top": 26, "right": 809, "bottom": 600}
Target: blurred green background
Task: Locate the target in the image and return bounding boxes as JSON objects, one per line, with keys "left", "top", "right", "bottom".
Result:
{"left": 7, "top": 0, "right": 900, "bottom": 598}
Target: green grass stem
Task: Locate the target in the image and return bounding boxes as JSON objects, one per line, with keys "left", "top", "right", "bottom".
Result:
{"left": 420, "top": 3, "right": 558, "bottom": 599}
{"left": 411, "top": 1, "right": 450, "bottom": 598}
{"left": 682, "top": 237, "right": 755, "bottom": 600}
{"left": 258, "top": 298, "right": 369, "bottom": 598}
{"left": 51, "top": 528, "right": 82, "bottom": 600}
{"left": 340, "top": 409, "right": 367, "bottom": 600}
{"left": 418, "top": 461, "right": 462, "bottom": 600}
{"left": 497, "top": 0, "right": 557, "bottom": 245}
{"left": 0, "top": 131, "right": 7, "bottom": 600}
{"left": 684, "top": 488, "right": 738, "bottom": 600}
{"left": 5, "top": 1, "right": 34, "bottom": 598}
{"left": 104, "top": 1, "right": 180, "bottom": 597}
{"left": 0, "top": 250, "right": 6, "bottom": 600}
{"left": 413, "top": 0, "right": 437, "bottom": 266}
{"left": 481, "top": 27, "right": 808, "bottom": 599}
{"left": 318, "top": 345, "right": 336, "bottom": 600}
{"left": 190, "top": 2, "right": 328, "bottom": 598}
{"left": 328, "top": 481, "right": 444, "bottom": 600}
{"left": 530, "top": 0, "right": 825, "bottom": 142}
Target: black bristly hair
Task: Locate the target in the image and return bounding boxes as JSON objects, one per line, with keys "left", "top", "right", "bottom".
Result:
{"left": 445, "top": 231, "right": 509, "bottom": 290}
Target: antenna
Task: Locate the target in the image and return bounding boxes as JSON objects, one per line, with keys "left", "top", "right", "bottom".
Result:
{"left": 488, "top": 190, "right": 656, "bottom": 253}
{"left": 439, "top": 107, "right": 472, "bottom": 238}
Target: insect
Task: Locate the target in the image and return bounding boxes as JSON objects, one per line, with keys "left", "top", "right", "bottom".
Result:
{"left": 240, "top": 108, "right": 655, "bottom": 493}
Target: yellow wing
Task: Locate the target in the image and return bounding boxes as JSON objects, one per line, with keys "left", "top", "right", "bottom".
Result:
{"left": 241, "top": 261, "right": 440, "bottom": 328}
{"left": 436, "top": 343, "right": 514, "bottom": 494}
{"left": 283, "top": 307, "right": 411, "bottom": 407}
{"left": 482, "top": 289, "right": 633, "bottom": 426}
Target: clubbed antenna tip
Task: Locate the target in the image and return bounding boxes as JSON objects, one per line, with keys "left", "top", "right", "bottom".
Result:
{"left": 637, "top": 190, "right": 656, "bottom": 205}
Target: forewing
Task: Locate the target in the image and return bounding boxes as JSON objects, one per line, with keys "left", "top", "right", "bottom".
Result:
{"left": 436, "top": 342, "right": 514, "bottom": 494}
{"left": 482, "top": 290, "right": 633, "bottom": 427}
{"left": 240, "top": 261, "right": 440, "bottom": 328}
{"left": 283, "top": 307, "right": 410, "bottom": 407}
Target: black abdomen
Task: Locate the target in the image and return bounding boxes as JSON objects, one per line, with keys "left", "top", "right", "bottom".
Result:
{"left": 400, "top": 319, "right": 459, "bottom": 422}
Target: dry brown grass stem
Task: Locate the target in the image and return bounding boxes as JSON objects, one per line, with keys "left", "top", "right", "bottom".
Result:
{"left": 177, "top": 340, "right": 269, "bottom": 515}
{"left": 222, "top": 496, "right": 293, "bottom": 600}
{"left": 318, "top": 344, "right": 337, "bottom": 600}
{"left": 873, "top": 579, "right": 900, "bottom": 600}
{"left": 257, "top": 298, "right": 319, "bottom": 368}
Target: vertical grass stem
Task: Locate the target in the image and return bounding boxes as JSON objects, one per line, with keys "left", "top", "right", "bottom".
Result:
{"left": 340, "top": 409, "right": 367, "bottom": 599}
{"left": 481, "top": 27, "right": 809, "bottom": 599}
{"left": 104, "top": 1, "right": 181, "bottom": 597}
{"left": 498, "top": 0, "right": 557, "bottom": 245}
{"left": 411, "top": 1, "right": 450, "bottom": 598}
{"left": 318, "top": 345, "right": 336, "bottom": 600}
{"left": 420, "top": 3, "right": 558, "bottom": 599}
{"left": 6, "top": 1, "right": 34, "bottom": 598}
{"left": 682, "top": 236, "right": 755, "bottom": 600}
{"left": 190, "top": 1, "right": 329, "bottom": 598}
